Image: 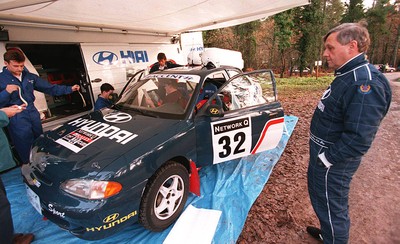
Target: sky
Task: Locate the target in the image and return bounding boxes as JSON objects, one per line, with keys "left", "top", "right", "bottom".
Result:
{"left": 349, "top": 0, "right": 396, "bottom": 8}
{"left": 364, "top": 0, "right": 374, "bottom": 8}
{"left": 342, "top": 0, "right": 375, "bottom": 8}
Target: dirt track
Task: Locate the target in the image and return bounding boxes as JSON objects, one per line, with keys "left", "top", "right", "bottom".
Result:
{"left": 238, "top": 73, "right": 400, "bottom": 244}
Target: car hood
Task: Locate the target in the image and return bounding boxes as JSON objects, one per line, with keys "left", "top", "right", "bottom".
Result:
{"left": 31, "top": 109, "right": 184, "bottom": 178}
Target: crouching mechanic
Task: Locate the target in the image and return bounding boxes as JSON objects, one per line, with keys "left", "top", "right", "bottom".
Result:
{"left": 0, "top": 49, "right": 80, "bottom": 184}
{"left": 94, "top": 83, "right": 115, "bottom": 111}
{"left": 307, "top": 22, "right": 392, "bottom": 243}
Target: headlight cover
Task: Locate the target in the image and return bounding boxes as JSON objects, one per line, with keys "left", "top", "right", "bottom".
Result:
{"left": 61, "top": 179, "right": 122, "bottom": 199}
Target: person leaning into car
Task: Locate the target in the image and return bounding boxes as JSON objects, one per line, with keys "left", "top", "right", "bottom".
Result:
{"left": 0, "top": 49, "right": 80, "bottom": 184}
{"left": 0, "top": 105, "right": 35, "bottom": 244}
{"left": 149, "top": 52, "right": 181, "bottom": 73}
{"left": 306, "top": 22, "right": 392, "bottom": 243}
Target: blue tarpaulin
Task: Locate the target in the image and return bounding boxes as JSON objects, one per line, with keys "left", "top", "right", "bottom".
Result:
{"left": 2, "top": 115, "right": 298, "bottom": 243}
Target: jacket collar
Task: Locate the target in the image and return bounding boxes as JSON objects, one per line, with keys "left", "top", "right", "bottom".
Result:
{"left": 2, "top": 66, "right": 28, "bottom": 80}
{"left": 334, "top": 53, "right": 368, "bottom": 76}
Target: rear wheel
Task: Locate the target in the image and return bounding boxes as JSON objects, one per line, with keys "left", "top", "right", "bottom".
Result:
{"left": 139, "top": 161, "right": 189, "bottom": 231}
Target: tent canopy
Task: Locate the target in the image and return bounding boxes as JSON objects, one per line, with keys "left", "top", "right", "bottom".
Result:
{"left": 0, "top": 0, "right": 309, "bottom": 36}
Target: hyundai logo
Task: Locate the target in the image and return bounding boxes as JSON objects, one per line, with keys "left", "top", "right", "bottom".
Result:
{"left": 103, "top": 213, "right": 120, "bottom": 223}
{"left": 103, "top": 112, "right": 132, "bottom": 123}
{"left": 93, "top": 51, "right": 118, "bottom": 65}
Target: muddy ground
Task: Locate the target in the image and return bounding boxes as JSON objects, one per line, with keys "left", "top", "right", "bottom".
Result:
{"left": 237, "top": 74, "right": 400, "bottom": 244}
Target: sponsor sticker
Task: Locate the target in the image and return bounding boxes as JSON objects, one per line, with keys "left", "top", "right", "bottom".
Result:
{"left": 86, "top": 211, "right": 137, "bottom": 232}
{"left": 211, "top": 116, "right": 252, "bottom": 164}
{"left": 144, "top": 74, "right": 200, "bottom": 83}
{"left": 48, "top": 204, "right": 65, "bottom": 218}
{"left": 56, "top": 129, "right": 101, "bottom": 153}
{"left": 103, "top": 112, "right": 132, "bottom": 123}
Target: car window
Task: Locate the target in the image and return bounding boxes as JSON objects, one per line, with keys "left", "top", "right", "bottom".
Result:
{"left": 208, "top": 71, "right": 227, "bottom": 79}
{"left": 117, "top": 73, "right": 200, "bottom": 117}
{"left": 219, "top": 71, "right": 276, "bottom": 111}
{"left": 227, "top": 69, "right": 241, "bottom": 78}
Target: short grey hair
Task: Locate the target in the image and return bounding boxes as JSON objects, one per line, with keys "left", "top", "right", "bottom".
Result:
{"left": 324, "top": 21, "right": 370, "bottom": 53}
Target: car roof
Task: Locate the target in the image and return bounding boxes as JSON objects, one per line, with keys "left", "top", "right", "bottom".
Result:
{"left": 152, "top": 65, "right": 241, "bottom": 78}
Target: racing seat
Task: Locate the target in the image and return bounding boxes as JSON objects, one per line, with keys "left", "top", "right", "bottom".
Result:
{"left": 196, "top": 81, "right": 222, "bottom": 111}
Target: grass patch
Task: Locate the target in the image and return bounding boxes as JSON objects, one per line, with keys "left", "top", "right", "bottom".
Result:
{"left": 276, "top": 76, "right": 333, "bottom": 91}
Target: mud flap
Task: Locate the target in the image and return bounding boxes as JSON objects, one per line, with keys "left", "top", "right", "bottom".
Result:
{"left": 189, "top": 160, "right": 200, "bottom": 196}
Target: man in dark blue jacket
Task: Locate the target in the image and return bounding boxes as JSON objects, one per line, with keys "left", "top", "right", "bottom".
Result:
{"left": 0, "top": 49, "right": 80, "bottom": 182}
{"left": 94, "top": 83, "right": 114, "bottom": 111}
{"left": 307, "top": 22, "right": 392, "bottom": 243}
{"left": 149, "top": 52, "right": 181, "bottom": 73}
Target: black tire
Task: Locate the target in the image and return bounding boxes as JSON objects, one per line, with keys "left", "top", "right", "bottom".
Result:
{"left": 139, "top": 161, "right": 189, "bottom": 231}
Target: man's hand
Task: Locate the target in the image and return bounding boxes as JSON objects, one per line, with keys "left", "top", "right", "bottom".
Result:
{"left": 145, "top": 97, "right": 156, "bottom": 108}
{"left": 0, "top": 104, "right": 26, "bottom": 117}
{"left": 5, "top": 84, "right": 19, "bottom": 94}
{"left": 21, "top": 164, "right": 35, "bottom": 185}
{"left": 71, "top": 84, "right": 80, "bottom": 92}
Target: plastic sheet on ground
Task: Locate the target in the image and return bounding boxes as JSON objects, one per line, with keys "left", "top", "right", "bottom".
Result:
{"left": 1, "top": 115, "right": 298, "bottom": 244}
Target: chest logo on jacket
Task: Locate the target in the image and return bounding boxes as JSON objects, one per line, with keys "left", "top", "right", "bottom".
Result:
{"left": 321, "top": 85, "right": 331, "bottom": 100}
{"left": 317, "top": 85, "right": 331, "bottom": 112}
{"left": 358, "top": 84, "right": 372, "bottom": 94}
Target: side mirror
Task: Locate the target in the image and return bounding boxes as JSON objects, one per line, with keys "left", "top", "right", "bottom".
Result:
{"left": 206, "top": 104, "right": 224, "bottom": 117}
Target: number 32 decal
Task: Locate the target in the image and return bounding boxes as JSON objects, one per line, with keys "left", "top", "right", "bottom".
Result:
{"left": 211, "top": 116, "right": 252, "bottom": 164}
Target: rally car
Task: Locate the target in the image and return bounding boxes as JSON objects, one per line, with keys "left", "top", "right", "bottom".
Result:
{"left": 25, "top": 64, "right": 284, "bottom": 240}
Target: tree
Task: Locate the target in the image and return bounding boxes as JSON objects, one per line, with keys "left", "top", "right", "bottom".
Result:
{"left": 325, "top": 0, "right": 346, "bottom": 30}
{"left": 273, "top": 10, "right": 295, "bottom": 77}
{"left": 197, "top": 0, "right": 400, "bottom": 75}
{"left": 294, "top": 0, "right": 325, "bottom": 76}
{"left": 203, "top": 28, "right": 234, "bottom": 50}
{"left": 342, "top": 0, "right": 365, "bottom": 22}
{"left": 366, "top": 0, "right": 396, "bottom": 64}
{"left": 232, "top": 21, "right": 261, "bottom": 69}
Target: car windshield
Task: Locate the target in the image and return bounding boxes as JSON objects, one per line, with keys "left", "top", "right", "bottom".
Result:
{"left": 116, "top": 73, "right": 200, "bottom": 117}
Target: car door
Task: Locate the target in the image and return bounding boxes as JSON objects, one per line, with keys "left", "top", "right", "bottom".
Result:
{"left": 194, "top": 70, "right": 284, "bottom": 166}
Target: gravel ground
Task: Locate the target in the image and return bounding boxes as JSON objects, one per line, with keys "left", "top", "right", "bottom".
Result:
{"left": 237, "top": 75, "right": 400, "bottom": 244}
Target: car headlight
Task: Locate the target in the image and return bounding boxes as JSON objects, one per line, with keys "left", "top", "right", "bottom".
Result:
{"left": 61, "top": 179, "right": 122, "bottom": 199}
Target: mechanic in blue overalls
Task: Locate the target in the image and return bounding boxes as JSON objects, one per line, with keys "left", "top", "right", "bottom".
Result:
{"left": 0, "top": 49, "right": 80, "bottom": 184}
{"left": 94, "top": 83, "right": 114, "bottom": 111}
{"left": 306, "top": 23, "right": 392, "bottom": 243}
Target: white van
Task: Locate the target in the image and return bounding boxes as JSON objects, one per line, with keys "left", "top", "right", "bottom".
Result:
{"left": 0, "top": 25, "right": 203, "bottom": 131}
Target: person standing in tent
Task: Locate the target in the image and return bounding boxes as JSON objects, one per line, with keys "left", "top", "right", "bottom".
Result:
{"left": 149, "top": 52, "right": 181, "bottom": 73}
{"left": 0, "top": 104, "right": 35, "bottom": 244}
{"left": 0, "top": 49, "right": 80, "bottom": 184}
{"left": 306, "top": 22, "right": 392, "bottom": 243}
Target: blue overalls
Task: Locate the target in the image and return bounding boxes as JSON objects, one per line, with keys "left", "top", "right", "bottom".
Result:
{"left": 94, "top": 96, "right": 112, "bottom": 111}
{"left": 308, "top": 54, "right": 392, "bottom": 243}
{"left": 0, "top": 67, "right": 73, "bottom": 164}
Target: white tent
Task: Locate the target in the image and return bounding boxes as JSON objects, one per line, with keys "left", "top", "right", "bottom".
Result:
{"left": 0, "top": 0, "right": 309, "bottom": 36}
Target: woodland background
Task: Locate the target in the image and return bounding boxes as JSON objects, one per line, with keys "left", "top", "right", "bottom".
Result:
{"left": 202, "top": 0, "right": 400, "bottom": 77}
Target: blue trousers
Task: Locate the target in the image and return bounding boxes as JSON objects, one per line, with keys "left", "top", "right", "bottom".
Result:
{"left": 8, "top": 108, "right": 43, "bottom": 164}
{"left": 308, "top": 140, "right": 361, "bottom": 244}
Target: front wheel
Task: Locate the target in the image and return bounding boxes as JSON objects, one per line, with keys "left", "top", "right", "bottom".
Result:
{"left": 139, "top": 161, "right": 189, "bottom": 231}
